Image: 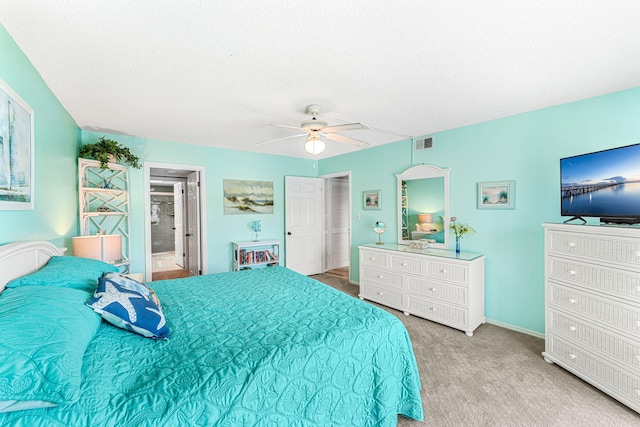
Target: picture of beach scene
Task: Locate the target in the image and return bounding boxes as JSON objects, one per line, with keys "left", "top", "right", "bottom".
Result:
{"left": 0, "top": 80, "right": 33, "bottom": 209}
{"left": 223, "top": 179, "right": 274, "bottom": 215}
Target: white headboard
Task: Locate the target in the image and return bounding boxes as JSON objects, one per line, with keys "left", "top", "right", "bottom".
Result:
{"left": 0, "top": 241, "right": 65, "bottom": 293}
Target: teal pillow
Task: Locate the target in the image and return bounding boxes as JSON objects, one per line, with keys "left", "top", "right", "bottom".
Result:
{"left": 6, "top": 256, "right": 118, "bottom": 293}
{"left": 0, "top": 286, "right": 101, "bottom": 410}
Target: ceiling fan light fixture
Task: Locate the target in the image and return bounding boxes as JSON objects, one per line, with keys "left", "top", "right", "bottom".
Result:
{"left": 304, "top": 134, "right": 325, "bottom": 155}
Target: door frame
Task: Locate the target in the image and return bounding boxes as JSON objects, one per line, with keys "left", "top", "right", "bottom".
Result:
{"left": 144, "top": 162, "right": 207, "bottom": 280}
{"left": 319, "top": 171, "right": 352, "bottom": 278}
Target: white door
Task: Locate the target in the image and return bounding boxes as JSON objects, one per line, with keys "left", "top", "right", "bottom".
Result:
{"left": 186, "top": 172, "right": 201, "bottom": 276}
{"left": 173, "top": 182, "right": 185, "bottom": 267}
{"left": 285, "top": 176, "right": 323, "bottom": 275}
{"left": 325, "top": 178, "right": 350, "bottom": 270}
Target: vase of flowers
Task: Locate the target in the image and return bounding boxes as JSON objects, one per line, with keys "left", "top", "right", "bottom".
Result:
{"left": 450, "top": 217, "right": 475, "bottom": 253}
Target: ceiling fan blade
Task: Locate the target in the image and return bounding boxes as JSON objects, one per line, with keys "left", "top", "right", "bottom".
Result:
{"left": 322, "top": 123, "right": 368, "bottom": 133}
{"left": 324, "top": 133, "right": 369, "bottom": 148}
{"left": 256, "top": 133, "right": 306, "bottom": 146}
{"left": 271, "top": 123, "right": 303, "bottom": 131}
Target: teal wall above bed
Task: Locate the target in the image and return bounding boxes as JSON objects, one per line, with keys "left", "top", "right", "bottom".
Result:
{"left": 79, "top": 131, "right": 316, "bottom": 275}
{"left": 0, "top": 25, "right": 80, "bottom": 249}
{"left": 4, "top": 22, "right": 640, "bottom": 337}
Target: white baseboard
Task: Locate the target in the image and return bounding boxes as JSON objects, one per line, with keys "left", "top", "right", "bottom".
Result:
{"left": 485, "top": 318, "right": 544, "bottom": 339}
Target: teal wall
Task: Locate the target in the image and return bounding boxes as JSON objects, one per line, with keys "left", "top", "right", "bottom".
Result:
{"left": 0, "top": 25, "right": 80, "bottom": 248}
{"left": 4, "top": 22, "right": 640, "bottom": 335}
{"left": 80, "top": 131, "right": 316, "bottom": 274}
{"left": 319, "top": 87, "right": 640, "bottom": 335}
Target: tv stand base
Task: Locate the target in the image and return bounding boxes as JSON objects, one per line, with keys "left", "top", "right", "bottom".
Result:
{"left": 563, "top": 216, "right": 586, "bottom": 224}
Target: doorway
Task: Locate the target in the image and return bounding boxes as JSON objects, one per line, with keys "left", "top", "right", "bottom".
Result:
{"left": 284, "top": 172, "right": 351, "bottom": 278}
{"left": 322, "top": 172, "right": 351, "bottom": 278}
{"left": 144, "top": 163, "right": 207, "bottom": 281}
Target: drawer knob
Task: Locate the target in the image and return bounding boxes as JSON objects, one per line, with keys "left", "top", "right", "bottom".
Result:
{"left": 441, "top": 269, "right": 447, "bottom": 274}
{"left": 378, "top": 291, "right": 383, "bottom": 296}
{"left": 430, "top": 288, "right": 437, "bottom": 292}
{"left": 378, "top": 275, "right": 383, "bottom": 279}
{"left": 370, "top": 257, "right": 375, "bottom": 261}
{"left": 430, "top": 307, "right": 437, "bottom": 312}
{"left": 401, "top": 263, "right": 407, "bottom": 266}
{"left": 569, "top": 353, "right": 577, "bottom": 360}
{"left": 568, "top": 242, "right": 576, "bottom": 248}
{"left": 569, "top": 326, "right": 576, "bottom": 332}
{"left": 568, "top": 270, "right": 576, "bottom": 276}
{"left": 569, "top": 298, "right": 577, "bottom": 304}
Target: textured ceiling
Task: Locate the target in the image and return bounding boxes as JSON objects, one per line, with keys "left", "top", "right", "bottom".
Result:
{"left": 2, "top": 1, "right": 640, "bottom": 159}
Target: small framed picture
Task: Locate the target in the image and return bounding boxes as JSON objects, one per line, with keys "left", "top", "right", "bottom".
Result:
{"left": 363, "top": 190, "right": 381, "bottom": 210}
{"left": 477, "top": 180, "right": 515, "bottom": 210}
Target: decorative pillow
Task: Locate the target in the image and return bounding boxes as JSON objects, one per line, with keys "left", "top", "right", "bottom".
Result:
{"left": 87, "top": 277, "right": 169, "bottom": 340}
{"left": 0, "top": 286, "right": 101, "bottom": 411}
{"left": 100, "top": 272, "right": 162, "bottom": 308}
{"left": 6, "top": 256, "right": 119, "bottom": 293}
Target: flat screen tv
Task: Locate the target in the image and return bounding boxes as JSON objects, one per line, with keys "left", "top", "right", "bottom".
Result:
{"left": 561, "top": 143, "right": 640, "bottom": 224}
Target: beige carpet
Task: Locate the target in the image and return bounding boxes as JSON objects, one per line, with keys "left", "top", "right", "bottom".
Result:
{"left": 310, "top": 273, "right": 640, "bottom": 427}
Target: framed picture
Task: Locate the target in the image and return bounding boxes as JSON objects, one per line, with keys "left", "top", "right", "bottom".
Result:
{"left": 363, "top": 190, "right": 381, "bottom": 210}
{"left": 223, "top": 179, "right": 274, "bottom": 214}
{"left": 477, "top": 180, "right": 515, "bottom": 210}
{"left": 0, "top": 78, "right": 34, "bottom": 210}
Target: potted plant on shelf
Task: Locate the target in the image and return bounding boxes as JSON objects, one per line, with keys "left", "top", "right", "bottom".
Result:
{"left": 79, "top": 136, "right": 141, "bottom": 169}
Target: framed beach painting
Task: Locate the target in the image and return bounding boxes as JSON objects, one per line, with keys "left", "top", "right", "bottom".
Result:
{"left": 0, "top": 79, "right": 34, "bottom": 210}
{"left": 223, "top": 179, "right": 274, "bottom": 214}
{"left": 363, "top": 190, "right": 381, "bottom": 210}
{"left": 477, "top": 180, "right": 515, "bottom": 210}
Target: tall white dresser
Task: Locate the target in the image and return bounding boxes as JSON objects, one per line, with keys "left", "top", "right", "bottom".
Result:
{"left": 358, "top": 244, "right": 485, "bottom": 336}
{"left": 542, "top": 223, "right": 640, "bottom": 413}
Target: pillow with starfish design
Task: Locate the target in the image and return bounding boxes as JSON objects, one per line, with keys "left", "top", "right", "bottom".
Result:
{"left": 86, "top": 277, "right": 169, "bottom": 339}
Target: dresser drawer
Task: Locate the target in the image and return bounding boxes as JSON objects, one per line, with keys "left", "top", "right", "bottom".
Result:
{"left": 549, "top": 282, "right": 640, "bottom": 337}
{"left": 426, "top": 260, "right": 468, "bottom": 284}
{"left": 549, "top": 308, "right": 640, "bottom": 369}
{"left": 361, "top": 267, "right": 403, "bottom": 290}
{"left": 547, "top": 256, "right": 640, "bottom": 303}
{"left": 390, "top": 255, "right": 423, "bottom": 275}
{"left": 406, "top": 294, "right": 468, "bottom": 328}
{"left": 360, "top": 250, "right": 387, "bottom": 268}
{"left": 547, "top": 229, "right": 640, "bottom": 267}
{"left": 406, "top": 276, "right": 468, "bottom": 305}
{"left": 547, "top": 334, "right": 640, "bottom": 408}
{"left": 360, "top": 283, "right": 404, "bottom": 309}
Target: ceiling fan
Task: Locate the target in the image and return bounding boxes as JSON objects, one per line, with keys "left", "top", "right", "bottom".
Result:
{"left": 258, "top": 104, "right": 371, "bottom": 155}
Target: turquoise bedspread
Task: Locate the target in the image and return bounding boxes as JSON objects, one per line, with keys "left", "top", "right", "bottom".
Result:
{"left": 1, "top": 266, "right": 423, "bottom": 426}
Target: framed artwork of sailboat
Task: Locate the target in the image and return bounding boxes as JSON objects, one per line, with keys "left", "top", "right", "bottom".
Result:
{"left": 0, "top": 78, "right": 34, "bottom": 210}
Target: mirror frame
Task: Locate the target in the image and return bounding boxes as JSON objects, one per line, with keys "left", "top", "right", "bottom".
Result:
{"left": 396, "top": 164, "right": 451, "bottom": 249}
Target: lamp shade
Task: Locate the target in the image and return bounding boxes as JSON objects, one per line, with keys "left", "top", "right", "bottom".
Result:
{"left": 73, "top": 234, "right": 122, "bottom": 263}
{"left": 418, "top": 213, "right": 433, "bottom": 224}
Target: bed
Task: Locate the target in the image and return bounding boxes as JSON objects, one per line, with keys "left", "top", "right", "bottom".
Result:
{"left": 0, "top": 241, "right": 424, "bottom": 426}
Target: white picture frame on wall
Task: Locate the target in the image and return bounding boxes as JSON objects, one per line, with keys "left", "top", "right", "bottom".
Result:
{"left": 477, "top": 180, "right": 515, "bottom": 210}
{"left": 0, "top": 78, "right": 34, "bottom": 210}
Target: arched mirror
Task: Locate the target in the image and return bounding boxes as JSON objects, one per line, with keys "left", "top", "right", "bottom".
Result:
{"left": 396, "top": 164, "right": 451, "bottom": 249}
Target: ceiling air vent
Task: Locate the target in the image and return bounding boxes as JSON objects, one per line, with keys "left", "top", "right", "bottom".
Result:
{"left": 414, "top": 137, "right": 433, "bottom": 151}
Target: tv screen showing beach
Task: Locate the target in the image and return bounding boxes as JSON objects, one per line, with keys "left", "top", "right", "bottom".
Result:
{"left": 561, "top": 143, "right": 640, "bottom": 218}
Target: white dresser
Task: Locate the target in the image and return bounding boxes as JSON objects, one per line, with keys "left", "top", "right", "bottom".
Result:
{"left": 358, "top": 244, "right": 485, "bottom": 336}
{"left": 542, "top": 223, "right": 640, "bottom": 413}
